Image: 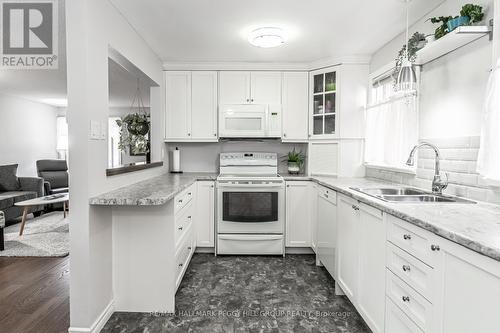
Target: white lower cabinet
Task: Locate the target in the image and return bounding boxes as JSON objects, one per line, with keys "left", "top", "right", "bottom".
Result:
{"left": 386, "top": 215, "right": 500, "bottom": 333}
{"left": 336, "top": 194, "right": 359, "bottom": 300}
{"left": 285, "top": 181, "right": 311, "bottom": 247}
{"left": 316, "top": 185, "right": 337, "bottom": 277}
{"left": 434, "top": 236, "right": 500, "bottom": 333}
{"left": 310, "top": 183, "right": 318, "bottom": 252}
{"left": 357, "top": 203, "right": 385, "bottom": 333}
{"left": 337, "top": 194, "right": 385, "bottom": 333}
{"left": 195, "top": 180, "right": 215, "bottom": 247}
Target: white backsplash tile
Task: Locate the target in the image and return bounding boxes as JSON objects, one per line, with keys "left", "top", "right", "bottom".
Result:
{"left": 366, "top": 136, "right": 500, "bottom": 204}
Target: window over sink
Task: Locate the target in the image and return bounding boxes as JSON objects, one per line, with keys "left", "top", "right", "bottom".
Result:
{"left": 364, "top": 68, "right": 419, "bottom": 171}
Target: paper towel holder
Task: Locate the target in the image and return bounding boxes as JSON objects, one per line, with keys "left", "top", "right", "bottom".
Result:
{"left": 170, "top": 147, "right": 183, "bottom": 174}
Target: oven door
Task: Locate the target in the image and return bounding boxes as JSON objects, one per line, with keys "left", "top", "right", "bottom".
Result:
{"left": 217, "top": 182, "right": 284, "bottom": 234}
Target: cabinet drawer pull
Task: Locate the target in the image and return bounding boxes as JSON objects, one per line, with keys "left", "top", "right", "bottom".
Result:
{"left": 179, "top": 263, "right": 183, "bottom": 267}
{"left": 402, "top": 296, "right": 410, "bottom": 302}
{"left": 431, "top": 244, "right": 440, "bottom": 251}
{"left": 402, "top": 265, "right": 411, "bottom": 272}
{"left": 214, "top": 133, "right": 217, "bottom": 137}
{"left": 188, "top": 216, "right": 192, "bottom": 219}
{"left": 188, "top": 192, "right": 192, "bottom": 196}
{"left": 188, "top": 246, "right": 192, "bottom": 250}
{"left": 178, "top": 199, "right": 183, "bottom": 203}
{"left": 351, "top": 205, "right": 359, "bottom": 211}
{"left": 324, "top": 194, "right": 329, "bottom": 198}
{"left": 251, "top": 99, "right": 254, "bottom": 102}
{"left": 403, "top": 234, "right": 412, "bottom": 240}
{"left": 178, "top": 226, "right": 183, "bottom": 231}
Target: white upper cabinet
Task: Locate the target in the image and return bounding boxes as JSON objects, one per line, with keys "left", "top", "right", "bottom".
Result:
{"left": 282, "top": 72, "right": 309, "bottom": 141}
{"left": 191, "top": 72, "right": 218, "bottom": 140}
{"left": 309, "top": 64, "right": 368, "bottom": 139}
{"left": 219, "top": 71, "right": 281, "bottom": 105}
{"left": 165, "top": 71, "right": 218, "bottom": 142}
{"left": 165, "top": 71, "right": 191, "bottom": 140}
{"left": 250, "top": 72, "right": 282, "bottom": 104}
{"left": 219, "top": 71, "right": 251, "bottom": 104}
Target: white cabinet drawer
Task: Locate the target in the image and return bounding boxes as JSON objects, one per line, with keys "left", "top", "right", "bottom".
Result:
{"left": 175, "top": 201, "right": 194, "bottom": 246}
{"left": 387, "top": 215, "right": 439, "bottom": 268}
{"left": 386, "top": 298, "right": 424, "bottom": 333}
{"left": 317, "top": 186, "right": 336, "bottom": 205}
{"left": 174, "top": 184, "right": 195, "bottom": 215}
{"left": 175, "top": 224, "right": 195, "bottom": 289}
{"left": 386, "top": 242, "right": 435, "bottom": 302}
{"left": 386, "top": 270, "right": 433, "bottom": 332}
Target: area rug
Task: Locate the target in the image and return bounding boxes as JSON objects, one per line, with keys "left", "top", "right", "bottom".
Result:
{"left": 0, "top": 212, "right": 69, "bottom": 257}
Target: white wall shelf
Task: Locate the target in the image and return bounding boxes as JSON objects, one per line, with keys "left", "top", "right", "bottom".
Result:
{"left": 415, "top": 26, "right": 492, "bottom": 65}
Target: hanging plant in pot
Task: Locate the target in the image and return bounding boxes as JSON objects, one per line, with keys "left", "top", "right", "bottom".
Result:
{"left": 283, "top": 149, "right": 305, "bottom": 174}
{"left": 116, "top": 78, "right": 151, "bottom": 160}
{"left": 116, "top": 113, "right": 150, "bottom": 155}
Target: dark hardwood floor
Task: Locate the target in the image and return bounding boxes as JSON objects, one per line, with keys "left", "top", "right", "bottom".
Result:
{"left": 0, "top": 256, "right": 70, "bottom": 333}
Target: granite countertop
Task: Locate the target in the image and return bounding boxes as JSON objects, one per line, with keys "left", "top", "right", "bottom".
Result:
{"left": 308, "top": 176, "right": 500, "bottom": 262}
{"left": 89, "top": 173, "right": 217, "bottom": 206}
{"left": 89, "top": 172, "right": 500, "bottom": 262}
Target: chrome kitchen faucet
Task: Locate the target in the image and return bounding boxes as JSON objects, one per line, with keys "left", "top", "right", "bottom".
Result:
{"left": 406, "top": 142, "right": 448, "bottom": 195}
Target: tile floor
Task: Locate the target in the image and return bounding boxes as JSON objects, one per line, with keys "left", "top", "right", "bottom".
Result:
{"left": 102, "top": 254, "right": 371, "bottom": 333}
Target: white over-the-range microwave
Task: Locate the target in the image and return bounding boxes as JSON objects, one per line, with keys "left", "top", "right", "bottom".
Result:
{"left": 219, "top": 104, "right": 281, "bottom": 138}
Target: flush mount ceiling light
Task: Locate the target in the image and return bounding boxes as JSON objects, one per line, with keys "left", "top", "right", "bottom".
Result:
{"left": 248, "top": 27, "right": 287, "bottom": 48}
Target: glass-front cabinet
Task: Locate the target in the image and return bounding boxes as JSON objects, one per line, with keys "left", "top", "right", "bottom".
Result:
{"left": 310, "top": 67, "right": 338, "bottom": 138}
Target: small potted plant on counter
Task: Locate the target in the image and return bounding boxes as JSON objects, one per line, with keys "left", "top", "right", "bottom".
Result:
{"left": 283, "top": 148, "right": 305, "bottom": 174}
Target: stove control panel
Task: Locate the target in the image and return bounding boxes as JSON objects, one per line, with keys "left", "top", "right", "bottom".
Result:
{"left": 220, "top": 152, "right": 277, "bottom": 166}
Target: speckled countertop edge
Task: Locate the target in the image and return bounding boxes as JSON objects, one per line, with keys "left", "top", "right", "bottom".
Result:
{"left": 89, "top": 173, "right": 217, "bottom": 206}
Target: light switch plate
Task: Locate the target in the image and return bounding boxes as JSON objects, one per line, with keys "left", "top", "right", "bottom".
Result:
{"left": 90, "top": 120, "right": 101, "bottom": 140}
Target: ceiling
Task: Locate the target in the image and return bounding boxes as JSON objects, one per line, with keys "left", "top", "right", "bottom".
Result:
{"left": 110, "top": 0, "right": 444, "bottom": 64}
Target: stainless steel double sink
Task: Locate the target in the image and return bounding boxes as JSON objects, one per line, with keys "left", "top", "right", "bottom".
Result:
{"left": 350, "top": 187, "right": 476, "bottom": 204}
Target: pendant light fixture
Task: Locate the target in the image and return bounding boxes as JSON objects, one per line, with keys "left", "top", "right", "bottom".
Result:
{"left": 395, "top": 0, "right": 417, "bottom": 93}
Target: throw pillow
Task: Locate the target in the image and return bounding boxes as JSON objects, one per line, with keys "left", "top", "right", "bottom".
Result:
{"left": 0, "top": 164, "right": 21, "bottom": 191}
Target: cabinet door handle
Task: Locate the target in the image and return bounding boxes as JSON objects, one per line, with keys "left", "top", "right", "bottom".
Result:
{"left": 188, "top": 133, "right": 191, "bottom": 136}
{"left": 179, "top": 263, "right": 183, "bottom": 267}
{"left": 251, "top": 99, "right": 254, "bottom": 102}
{"left": 178, "top": 199, "right": 183, "bottom": 203}
{"left": 324, "top": 194, "right": 329, "bottom": 198}
{"left": 351, "top": 205, "right": 359, "bottom": 211}
{"left": 178, "top": 226, "right": 183, "bottom": 231}
{"left": 402, "top": 265, "right": 411, "bottom": 272}
{"left": 403, "top": 234, "right": 412, "bottom": 240}
{"left": 283, "top": 133, "right": 287, "bottom": 137}
{"left": 402, "top": 296, "right": 410, "bottom": 302}
{"left": 431, "top": 244, "right": 440, "bottom": 251}
{"left": 214, "top": 133, "right": 217, "bottom": 137}
{"left": 188, "top": 246, "right": 192, "bottom": 250}
{"left": 188, "top": 192, "right": 192, "bottom": 196}
{"left": 246, "top": 99, "right": 250, "bottom": 102}
{"left": 188, "top": 216, "right": 192, "bottom": 219}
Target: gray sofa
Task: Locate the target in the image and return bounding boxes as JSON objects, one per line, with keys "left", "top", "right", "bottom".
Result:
{"left": 36, "top": 159, "right": 69, "bottom": 211}
{"left": 0, "top": 164, "right": 44, "bottom": 224}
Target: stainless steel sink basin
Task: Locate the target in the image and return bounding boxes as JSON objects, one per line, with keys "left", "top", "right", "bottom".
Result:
{"left": 353, "top": 188, "right": 428, "bottom": 196}
{"left": 350, "top": 187, "right": 476, "bottom": 204}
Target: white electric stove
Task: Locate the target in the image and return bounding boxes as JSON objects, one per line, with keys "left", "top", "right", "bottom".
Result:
{"left": 216, "top": 152, "right": 285, "bottom": 255}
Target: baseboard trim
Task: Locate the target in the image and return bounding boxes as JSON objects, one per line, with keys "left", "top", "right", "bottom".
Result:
{"left": 285, "top": 247, "right": 315, "bottom": 254}
{"left": 68, "top": 299, "right": 114, "bottom": 333}
{"left": 195, "top": 247, "right": 215, "bottom": 253}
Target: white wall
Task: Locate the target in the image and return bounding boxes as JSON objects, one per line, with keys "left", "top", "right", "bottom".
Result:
{"left": 370, "top": 0, "right": 493, "bottom": 140}
{"left": 367, "top": 0, "right": 499, "bottom": 201}
{"left": 66, "top": 0, "right": 166, "bottom": 331}
{"left": 167, "top": 142, "right": 308, "bottom": 174}
{"left": 0, "top": 93, "right": 58, "bottom": 176}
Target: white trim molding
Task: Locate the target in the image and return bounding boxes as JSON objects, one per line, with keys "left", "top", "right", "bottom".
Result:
{"left": 68, "top": 300, "right": 114, "bottom": 333}
{"left": 162, "top": 55, "right": 371, "bottom": 72}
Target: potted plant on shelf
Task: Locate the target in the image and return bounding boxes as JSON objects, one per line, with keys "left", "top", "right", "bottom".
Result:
{"left": 283, "top": 149, "right": 305, "bottom": 174}
{"left": 429, "top": 16, "right": 453, "bottom": 39}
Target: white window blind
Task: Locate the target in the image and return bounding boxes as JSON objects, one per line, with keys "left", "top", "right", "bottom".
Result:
{"left": 364, "top": 74, "right": 418, "bottom": 169}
